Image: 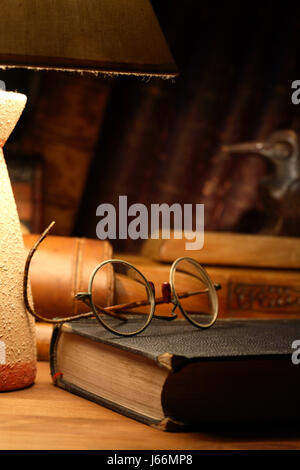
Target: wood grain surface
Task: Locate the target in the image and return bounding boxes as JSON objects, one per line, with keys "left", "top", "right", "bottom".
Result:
{"left": 0, "top": 362, "right": 300, "bottom": 450}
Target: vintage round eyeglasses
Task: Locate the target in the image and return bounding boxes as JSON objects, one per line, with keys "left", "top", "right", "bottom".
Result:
{"left": 23, "top": 222, "right": 221, "bottom": 337}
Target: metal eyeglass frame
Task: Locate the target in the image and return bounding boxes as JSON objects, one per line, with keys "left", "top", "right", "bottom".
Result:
{"left": 23, "top": 222, "right": 221, "bottom": 337}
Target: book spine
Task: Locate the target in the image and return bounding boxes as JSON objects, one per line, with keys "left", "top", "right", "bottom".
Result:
{"left": 22, "top": 72, "right": 112, "bottom": 236}
{"left": 142, "top": 231, "right": 300, "bottom": 269}
{"left": 76, "top": 78, "right": 173, "bottom": 251}
{"left": 35, "top": 322, "right": 53, "bottom": 361}
{"left": 206, "top": 267, "right": 300, "bottom": 319}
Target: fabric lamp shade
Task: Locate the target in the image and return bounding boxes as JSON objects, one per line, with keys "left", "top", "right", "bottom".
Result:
{"left": 0, "top": 0, "right": 177, "bottom": 78}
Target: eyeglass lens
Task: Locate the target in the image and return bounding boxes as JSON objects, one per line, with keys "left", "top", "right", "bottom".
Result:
{"left": 90, "top": 260, "right": 154, "bottom": 336}
{"left": 172, "top": 258, "right": 218, "bottom": 328}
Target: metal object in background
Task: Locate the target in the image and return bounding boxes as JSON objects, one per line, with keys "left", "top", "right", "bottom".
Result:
{"left": 222, "top": 130, "right": 300, "bottom": 236}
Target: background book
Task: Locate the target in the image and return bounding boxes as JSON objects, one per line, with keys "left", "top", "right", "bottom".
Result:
{"left": 21, "top": 72, "right": 112, "bottom": 236}
{"left": 141, "top": 231, "right": 300, "bottom": 269}
{"left": 50, "top": 318, "right": 300, "bottom": 431}
{"left": 23, "top": 234, "right": 113, "bottom": 320}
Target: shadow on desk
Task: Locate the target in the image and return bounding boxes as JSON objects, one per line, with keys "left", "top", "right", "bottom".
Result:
{"left": 1, "top": 362, "right": 299, "bottom": 450}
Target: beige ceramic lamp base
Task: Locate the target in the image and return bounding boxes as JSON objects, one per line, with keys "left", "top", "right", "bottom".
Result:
{"left": 0, "top": 91, "right": 36, "bottom": 391}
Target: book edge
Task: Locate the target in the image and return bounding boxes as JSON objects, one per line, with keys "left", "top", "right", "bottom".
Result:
{"left": 49, "top": 325, "right": 185, "bottom": 431}
{"left": 59, "top": 322, "right": 180, "bottom": 369}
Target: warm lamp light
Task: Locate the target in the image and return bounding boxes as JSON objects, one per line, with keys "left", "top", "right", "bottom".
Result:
{"left": 0, "top": 91, "right": 36, "bottom": 391}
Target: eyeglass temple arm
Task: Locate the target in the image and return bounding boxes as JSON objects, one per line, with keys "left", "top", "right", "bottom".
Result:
{"left": 75, "top": 293, "right": 128, "bottom": 321}
{"left": 23, "top": 221, "right": 97, "bottom": 324}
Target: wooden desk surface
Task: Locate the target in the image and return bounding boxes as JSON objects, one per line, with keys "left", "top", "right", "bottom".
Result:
{"left": 0, "top": 361, "right": 300, "bottom": 450}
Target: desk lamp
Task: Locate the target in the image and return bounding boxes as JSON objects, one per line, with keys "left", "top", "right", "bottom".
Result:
{"left": 0, "top": 0, "right": 177, "bottom": 390}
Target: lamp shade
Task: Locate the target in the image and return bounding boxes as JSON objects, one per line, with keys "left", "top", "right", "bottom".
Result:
{"left": 0, "top": 0, "right": 177, "bottom": 78}
{"left": 0, "top": 91, "right": 36, "bottom": 391}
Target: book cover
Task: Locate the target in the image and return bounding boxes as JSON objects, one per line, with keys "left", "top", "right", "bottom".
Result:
{"left": 50, "top": 318, "right": 300, "bottom": 431}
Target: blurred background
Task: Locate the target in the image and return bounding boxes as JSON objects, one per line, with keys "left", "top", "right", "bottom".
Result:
{"left": 2, "top": 0, "right": 300, "bottom": 253}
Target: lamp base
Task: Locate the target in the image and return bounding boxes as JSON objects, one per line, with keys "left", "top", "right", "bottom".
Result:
{"left": 0, "top": 361, "right": 36, "bottom": 392}
{"left": 0, "top": 91, "right": 37, "bottom": 392}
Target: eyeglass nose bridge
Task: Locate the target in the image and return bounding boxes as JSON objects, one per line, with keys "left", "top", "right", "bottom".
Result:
{"left": 149, "top": 280, "right": 178, "bottom": 321}
{"left": 161, "top": 281, "right": 172, "bottom": 303}
{"left": 162, "top": 282, "right": 180, "bottom": 314}
{"left": 149, "top": 280, "right": 177, "bottom": 305}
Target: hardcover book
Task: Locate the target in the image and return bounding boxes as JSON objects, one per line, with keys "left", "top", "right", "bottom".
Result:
{"left": 50, "top": 318, "right": 300, "bottom": 431}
